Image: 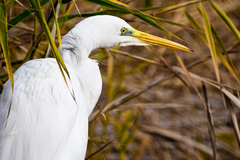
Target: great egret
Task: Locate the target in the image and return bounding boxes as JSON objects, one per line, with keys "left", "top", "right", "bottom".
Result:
{"left": 0, "top": 15, "right": 192, "bottom": 160}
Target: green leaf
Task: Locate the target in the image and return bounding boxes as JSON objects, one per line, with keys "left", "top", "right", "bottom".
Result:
{"left": 141, "top": 0, "right": 203, "bottom": 13}
{"left": 5, "top": 0, "right": 15, "bottom": 8}
{"left": 57, "top": 0, "right": 71, "bottom": 28}
{"left": 107, "top": 0, "right": 131, "bottom": 8}
{"left": 183, "top": 10, "right": 206, "bottom": 42}
{"left": 210, "top": 1, "right": 240, "bottom": 41}
{"left": 8, "top": 0, "right": 49, "bottom": 30}
{"left": 0, "top": 0, "right": 14, "bottom": 118}
{"left": 211, "top": 26, "right": 240, "bottom": 82}
{"left": 184, "top": 8, "right": 240, "bottom": 83}
{"left": 0, "top": 0, "right": 14, "bottom": 90}
{"left": 91, "top": 51, "right": 108, "bottom": 61}
{"left": 0, "top": 73, "right": 8, "bottom": 79}
{"left": 216, "top": 48, "right": 240, "bottom": 83}
{"left": 56, "top": 10, "right": 128, "bottom": 24}
{"left": 201, "top": 3, "right": 220, "bottom": 83}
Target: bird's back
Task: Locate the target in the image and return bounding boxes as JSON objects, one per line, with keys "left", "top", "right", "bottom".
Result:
{"left": 0, "top": 58, "right": 89, "bottom": 160}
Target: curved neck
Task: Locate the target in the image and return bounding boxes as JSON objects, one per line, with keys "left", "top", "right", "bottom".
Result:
{"left": 59, "top": 27, "right": 102, "bottom": 116}
{"left": 59, "top": 28, "right": 94, "bottom": 67}
{"left": 59, "top": 20, "right": 119, "bottom": 66}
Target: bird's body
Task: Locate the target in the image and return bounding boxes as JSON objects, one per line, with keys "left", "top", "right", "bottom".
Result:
{"left": 0, "top": 58, "right": 100, "bottom": 159}
{"left": 0, "top": 15, "right": 192, "bottom": 159}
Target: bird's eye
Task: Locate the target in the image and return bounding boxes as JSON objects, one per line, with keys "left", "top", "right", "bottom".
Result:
{"left": 121, "top": 28, "right": 126, "bottom": 34}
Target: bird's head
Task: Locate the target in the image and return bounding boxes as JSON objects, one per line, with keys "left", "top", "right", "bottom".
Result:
{"left": 71, "top": 15, "right": 192, "bottom": 53}
{"left": 61, "top": 15, "right": 192, "bottom": 63}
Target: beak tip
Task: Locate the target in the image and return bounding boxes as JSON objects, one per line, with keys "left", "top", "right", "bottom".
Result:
{"left": 188, "top": 48, "right": 194, "bottom": 52}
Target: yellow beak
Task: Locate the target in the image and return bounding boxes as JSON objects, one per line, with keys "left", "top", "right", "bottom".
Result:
{"left": 121, "top": 28, "right": 193, "bottom": 52}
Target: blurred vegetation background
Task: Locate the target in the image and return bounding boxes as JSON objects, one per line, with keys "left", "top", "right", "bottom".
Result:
{"left": 1, "top": 0, "right": 240, "bottom": 159}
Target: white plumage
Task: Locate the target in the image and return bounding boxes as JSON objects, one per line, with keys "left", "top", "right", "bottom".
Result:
{"left": 0, "top": 15, "right": 192, "bottom": 160}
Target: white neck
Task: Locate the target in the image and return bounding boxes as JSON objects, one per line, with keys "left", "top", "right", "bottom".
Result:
{"left": 60, "top": 29, "right": 91, "bottom": 67}
{"left": 59, "top": 27, "right": 102, "bottom": 116}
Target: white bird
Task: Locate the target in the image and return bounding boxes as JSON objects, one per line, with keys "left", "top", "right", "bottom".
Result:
{"left": 0, "top": 15, "right": 192, "bottom": 160}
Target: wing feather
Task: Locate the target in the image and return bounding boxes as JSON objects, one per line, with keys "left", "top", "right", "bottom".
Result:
{"left": 0, "top": 58, "right": 88, "bottom": 160}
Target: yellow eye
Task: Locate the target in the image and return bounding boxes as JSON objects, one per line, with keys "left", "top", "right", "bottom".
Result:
{"left": 121, "top": 28, "right": 126, "bottom": 34}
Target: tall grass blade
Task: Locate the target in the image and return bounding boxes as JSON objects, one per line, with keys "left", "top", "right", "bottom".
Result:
{"left": 103, "top": 0, "right": 193, "bottom": 31}
{"left": 183, "top": 10, "right": 206, "bottom": 41}
{"left": 216, "top": 48, "right": 240, "bottom": 83}
{"left": 87, "top": 0, "right": 182, "bottom": 39}
{"left": 107, "top": 54, "right": 114, "bottom": 97}
{"left": 72, "top": 0, "right": 81, "bottom": 17}
{"left": 0, "top": 73, "right": 8, "bottom": 79}
{"left": 86, "top": 140, "right": 113, "bottom": 159}
{"left": 109, "top": 49, "right": 163, "bottom": 67}
{"left": 202, "top": 82, "right": 218, "bottom": 160}
{"left": 108, "top": 0, "right": 130, "bottom": 8}
{"left": 146, "top": 46, "right": 193, "bottom": 92}
{"left": 211, "top": 26, "right": 239, "bottom": 81}
{"left": 0, "top": 0, "right": 14, "bottom": 117}
{"left": 149, "top": 0, "right": 203, "bottom": 14}
{"left": 49, "top": 0, "right": 62, "bottom": 52}
{"left": 173, "top": 51, "right": 202, "bottom": 98}
{"left": 91, "top": 51, "right": 108, "bottom": 61}
{"left": 8, "top": 0, "right": 49, "bottom": 30}
{"left": 141, "top": 125, "right": 214, "bottom": 156}
{"left": 210, "top": 1, "right": 240, "bottom": 41}
{"left": 5, "top": 0, "right": 15, "bottom": 8}
{"left": 223, "top": 95, "right": 240, "bottom": 147}
{"left": 56, "top": 10, "right": 126, "bottom": 24}
{"left": 57, "top": 0, "right": 70, "bottom": 28}
{"left": 172, "top": 66, "right": 240, "bottom": 109}
{"left": 29, "top": 0, "right": 75, "bottom": 99}
{"left": 201, "top": 3, "right": 220, "bottom": 84}
{"left": 184, "top": 9, "right": 240, "bottom": 83}
{"left": 0, "top": 0, "right": 13, "bottom": 88}
{"left": 23, "top": 4, "right": 57, "bottom": 63}
{"left": 87, "top": 125, "right": 133, "bottom": 159}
